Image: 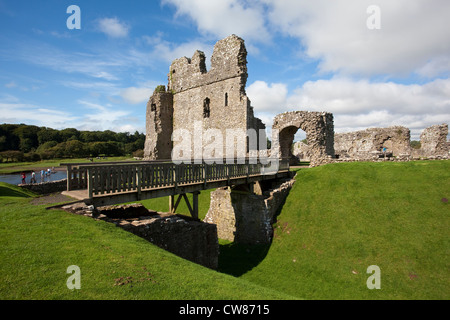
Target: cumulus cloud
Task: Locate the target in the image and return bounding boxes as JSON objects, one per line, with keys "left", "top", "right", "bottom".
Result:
{"left": 143, "top": 33, "right": 214, "bottom": 66}
{"left": 165, "top": 0, "right": 450, "bottom": 78}
{"left": 120, "top": 86, "right": 153, "bottom": 104}
{"left": 248, "top": 78, "right": 450, "bottom": 140}
{"left": 264, "top": 0, "right": 450, "bottom": 78}
{"left": 98, "top": 17, "right": 129, "bottom": 38}
{"left": 247, "top": 81, "right": 288, "bottom": 112}
{"left": 162, "top": 0, "right": 270, "bottom": 43}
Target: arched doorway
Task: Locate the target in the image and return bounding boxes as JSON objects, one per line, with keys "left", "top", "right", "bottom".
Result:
{"left": 272, "top": 111, "right": 335, "bottom": 167}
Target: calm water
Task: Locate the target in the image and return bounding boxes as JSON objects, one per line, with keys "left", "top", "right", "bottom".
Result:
{"left": 0, "top": 170, "right": 67, "bottom": 185}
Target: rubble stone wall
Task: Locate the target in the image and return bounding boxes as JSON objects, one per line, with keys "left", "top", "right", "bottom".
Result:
{"left": 418, "top": 124, "right": 449, "bottom": 158}
{"left": 204, "top": 177, "right": 295, "bottom": 244}
{"left": 143, "top": 91, "right": 173, "bottom": 160}
{"left": 334, "top": 126, "right": 411, "bottom": 160}
{"left": 19, "top": 179, "right": 67, "bottom": 195}
{"left": 61, "top": 203, "right": 219, "bottom": 269}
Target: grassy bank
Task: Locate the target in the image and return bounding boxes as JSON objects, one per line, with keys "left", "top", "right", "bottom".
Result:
{"left": 235, "top": 160, "right": 450, "bottom": 299}
{"left": 0, "top": 182, "right": 293, "bottom": 300}
{"left": 0, "top": 160, "right": 448, "bottom": 300}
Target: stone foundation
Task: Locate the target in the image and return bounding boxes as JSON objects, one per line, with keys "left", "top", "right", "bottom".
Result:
{"left": 60, "top": 202, "right": 219, "bottom": 269}
{"left": 204, "top": 177, "right": 295, "bottom": 244}
{"left": 19, "top": 179, "right": 67, "bottom": 195}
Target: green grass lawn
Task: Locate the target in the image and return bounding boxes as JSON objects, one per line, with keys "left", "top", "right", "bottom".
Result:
{"left": 235, "top": 160, "right": 450, "bottom": 299}
{"left": 0, "top": 160, "right": 448, "bottom": 300}
{"left": 0, "top": 183, "right": 292, "bottom": 300}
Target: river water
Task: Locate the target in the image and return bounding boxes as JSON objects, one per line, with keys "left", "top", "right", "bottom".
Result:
{"left": 0, "top": 170, "right": 67, "bottom": 185}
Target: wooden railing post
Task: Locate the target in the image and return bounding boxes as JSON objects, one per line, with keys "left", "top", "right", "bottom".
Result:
{"left": 87, "top": 167, "right": 93, "bottom": 200}
{"left": 136, "top": 166, "right": 142, "bottom": 200}
{"left": 66, "top": 164, "right": 72, "bottom": 191}
{"left": 203, "top": 163, "right": 207, "bottom": 188}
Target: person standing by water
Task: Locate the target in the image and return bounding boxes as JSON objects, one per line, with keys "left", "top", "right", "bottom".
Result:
{"left": 21, "top": 172, "right": 26, "bottom": 184}
{"left": 30, "top": 171, "right": 36, "bottom": 184}
{"left": 40, "top": 169, "right": 45, "bottom": 182}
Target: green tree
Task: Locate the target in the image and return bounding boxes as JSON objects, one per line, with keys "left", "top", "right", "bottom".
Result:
{"left": 410, "top": 140, "right": 421, "bottom": 149}
{"left": 60, "top": 128, "right": 80, "bottom": 141}
{"left": 65, "top": 140, "right": 88, "bottom": 158}
{"left": 13, "top": 125, "right": 40, "bottom": 152}
{"left": 37, "top": 127, "right": 61, "bottom": 144}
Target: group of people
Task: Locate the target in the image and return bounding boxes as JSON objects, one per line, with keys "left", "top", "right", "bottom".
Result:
{"left": 20, "top": 167, "right": 55, "bottom": 184}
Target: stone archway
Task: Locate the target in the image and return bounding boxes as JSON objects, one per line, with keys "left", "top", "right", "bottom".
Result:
{"left": 272, "top": 111, "right": 335, "bottom": 167}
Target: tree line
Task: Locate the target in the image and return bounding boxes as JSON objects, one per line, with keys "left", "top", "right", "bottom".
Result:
{"left": 0, "top": 124, "right": 145, "bottom": 162}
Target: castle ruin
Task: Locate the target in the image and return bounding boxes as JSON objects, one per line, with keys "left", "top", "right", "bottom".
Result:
{"left": 143, "top": 34, "right": 448, "bottom": 166}
{"left": 144, "top": 35, "right": 265, "bottom": 161}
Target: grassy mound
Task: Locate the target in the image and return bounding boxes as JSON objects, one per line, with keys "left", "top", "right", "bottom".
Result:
{"left": 0, "top": 183, "right": 293, "bottom": 300}
{"left": 236, "top": 161, "right": 449, "bottom": 299}
{"left": 1, "top": 160, "right": 448, "bottom": 300}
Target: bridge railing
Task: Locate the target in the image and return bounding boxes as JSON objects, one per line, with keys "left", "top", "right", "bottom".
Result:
{"left": 62, "top": 158, "right": 289, "bottom": 198}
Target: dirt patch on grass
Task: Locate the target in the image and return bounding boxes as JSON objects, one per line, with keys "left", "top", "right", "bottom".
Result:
{"left": 31, "top": 192, "right": 76, "bottom": 205}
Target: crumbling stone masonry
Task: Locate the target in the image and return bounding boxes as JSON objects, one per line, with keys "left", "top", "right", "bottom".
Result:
{"left": 143, "top": 91, "right": 173, "bottom": 160}
{"left": 292, "top": 141, "right": 311, "bottom": 162}
{"left": 144, "top": 35, "right": 265, "bottom": 160}
{"left": 60, "top": 202, "right": 219, "bottom": 269}
{"left": 334, "top": 126, "right": 411, "bottom": 160}
{"left": 272, "top": 111, "right": 335, "bottom": 167}
{"left": 415, "top": 124, "right": 449, "bottom": 159}
{"left": 204, "top": 177, "right": 295, "bottom": 244}
{"left": 19, "top": 179, "right": 67, "bottom": 195}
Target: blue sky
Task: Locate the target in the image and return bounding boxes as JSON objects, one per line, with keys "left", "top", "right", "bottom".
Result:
{"left": 1, "top": 0, "right": 449, "bottom": 140}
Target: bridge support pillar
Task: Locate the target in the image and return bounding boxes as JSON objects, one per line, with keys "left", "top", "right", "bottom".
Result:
{"left": 204, "top": 178, "right": 295, "bottom": 244}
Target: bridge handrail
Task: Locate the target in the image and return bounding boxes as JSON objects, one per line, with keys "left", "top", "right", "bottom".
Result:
{"left": 66, "top": 158, "right": 289, "bottom": 198}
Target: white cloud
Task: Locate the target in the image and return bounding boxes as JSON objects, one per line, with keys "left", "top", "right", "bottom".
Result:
{"left": 263, "top": 0, "right": 450, "bottom": 78}
{"left": 247, "top": 81, "right": 288, "bottom": 112}
{"left": 163, "top": 0, "right": 270, "bottom": 43}
{"left": 249, "top": 78, "right": 450, "bottom": 140}
{"left": 143, "top": 34, "right": 214, "bottom": 67}
{"left": 120, "top": 86, "right": 153, "bottom": 104}
{"left": 77, "top": 100, "right": 138, "bottom": 132}
{"left": 97, "top": 17, "right": 129, "bottom": 38}
{"left": 0, "top": 102, "right": 77, "bottom": 129}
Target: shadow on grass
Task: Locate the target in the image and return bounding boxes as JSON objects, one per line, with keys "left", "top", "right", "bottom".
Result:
{"left": 218, "top": 179, "right": 293, "bottom": 277}
{"left": 0, "top": 186, "right": 31, "bottom": 198}
{"left": 218, "top": 242, "right": 271, "bottom": 277}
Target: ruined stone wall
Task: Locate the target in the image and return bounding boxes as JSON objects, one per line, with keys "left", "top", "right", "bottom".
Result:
{"left": 418, "top": 124, "right": 449, "bottom": 158}
{"left": 204, "top": 177, "right": 295, "bottom": 244}
{"left": 292, "top": 141, "right": 311, "bottom": 161}
{"left": 143, "top": 90, "right": 173, "bottom": 160}
{"left": 19, "top": 179, "right": 67, "bottom": 195}
{"left": 272, "top": 111, "right": 334, "bottom": 167}
{"left": 334, "top": 126, "right": 411, "bottom": 160}
{"left": 61, "top": 202, "right": 219, "bottom": 269}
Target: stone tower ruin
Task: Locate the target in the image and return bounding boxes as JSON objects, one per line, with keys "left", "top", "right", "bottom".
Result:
{"left": 144, "top": 35, "right": 265, "bottom": 161}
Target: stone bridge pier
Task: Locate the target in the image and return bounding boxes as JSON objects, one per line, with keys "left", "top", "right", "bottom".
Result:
{"left": 204, "top": 176, "right": 295, "bottom": 244}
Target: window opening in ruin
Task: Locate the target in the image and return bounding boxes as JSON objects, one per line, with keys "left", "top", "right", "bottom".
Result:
{"left": 203, "top": 98, "right": 210, "bottom": 118}
{"left": 225, "top": 93, "right": 228, "bottom": 106}
{"left": 151, "top": 103, "right": 156, "bottom": 112}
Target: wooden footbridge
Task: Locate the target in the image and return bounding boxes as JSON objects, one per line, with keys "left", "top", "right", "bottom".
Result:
{"left": 61, "top": 158, "right": 290, "bottom": 219}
